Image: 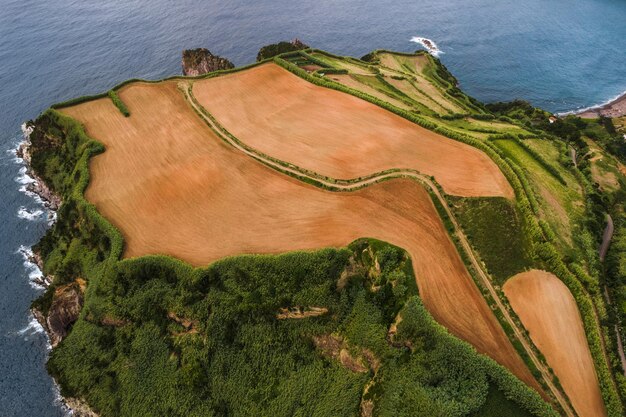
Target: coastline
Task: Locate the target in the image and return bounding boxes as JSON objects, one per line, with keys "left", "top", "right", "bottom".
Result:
{"left": 562, "top": 90, "right": 626, "bottom": 119}
{"left": 16, "top": 125, "right": 99, "bottom": 417}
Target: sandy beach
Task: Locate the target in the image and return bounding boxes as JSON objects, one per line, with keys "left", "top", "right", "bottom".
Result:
{"left": 577, "top": 91, "right": 626, "bottom": 118}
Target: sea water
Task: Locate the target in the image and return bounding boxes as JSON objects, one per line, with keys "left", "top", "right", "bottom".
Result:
{"left": 0, "top": 0, "right": 624, "bottom": 415}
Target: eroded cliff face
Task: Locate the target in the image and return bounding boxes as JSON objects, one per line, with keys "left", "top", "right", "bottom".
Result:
{"left": 35, "top": 279, "right": 85, "bottom": 348}
{"left": 181, "top": 48, "right": 234, "bottom": 76}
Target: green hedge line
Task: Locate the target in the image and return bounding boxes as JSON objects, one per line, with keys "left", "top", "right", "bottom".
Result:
{"left": 512, "top": 137, "right": 566, "bottom": 185}
{"left": 51, "top": 58, "right": 273, "bottom": 110}
{"left": 298, "top": 51, "right": 334, "bottom": 69}
{"left": 107, "top": 90, "right": 130, "bottom": 117}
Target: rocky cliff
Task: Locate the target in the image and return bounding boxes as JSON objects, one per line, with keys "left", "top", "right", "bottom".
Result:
{"left": 182, "top": 48, "right": 234, "bottom": 76}
{"left": 34, "top": 279, "right": 85, "bottom": 347}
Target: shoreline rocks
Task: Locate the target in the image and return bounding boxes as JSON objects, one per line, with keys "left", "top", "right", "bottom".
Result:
{"left": 18, "top": 122, "right": 96, "bottom": 416}
{"left": 16, "top": 128, "right": 62, "bottom": 211}
{"left": 181, "top": 48, "right": 234, "bottom": 76}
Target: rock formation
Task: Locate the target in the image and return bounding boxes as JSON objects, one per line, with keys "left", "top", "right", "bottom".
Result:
{"left": 182, "top": 48, "right": 234, "bottom": 76}
{"left": 43, "top": 280, "right": 85, "bottom": 347}
{"left": 256, "top": 38, "right": 309, "bottom": 61}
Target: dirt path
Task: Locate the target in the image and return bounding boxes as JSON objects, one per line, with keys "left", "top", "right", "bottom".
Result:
{"left": 599, "top": 214, "right": 614, "bottom": 261}
{"left": 184, "top": 85, "right": 576, "bottom": 416}
{"left": 570, "top": 147, "right": 578, "bottom": 168}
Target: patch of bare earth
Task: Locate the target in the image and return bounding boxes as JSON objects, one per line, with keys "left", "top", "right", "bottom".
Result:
{"left": 504, "top": 270, "right": 607, "bottom": 417}
{"left": 276, "top": 306, "right": 328, "bottom": 319}
{"left": 61, "top": 80, "right": 536, "bottom": 392}
{"left": 192, "top": 63, "right": 513, "bottom": 198}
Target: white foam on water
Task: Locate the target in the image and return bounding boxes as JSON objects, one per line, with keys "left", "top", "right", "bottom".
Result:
{"left": 15, "top": 165, "right": 35, "bottom": 185}
{"left": 17, "top": 206, "right": 45, "bottom": 221}
{"left": 17, "top": 245, "right": 46, "bottom": 290}
{"left": 16, "top": 315, "right": 45, "bottom": 338}
{"left": 410, "top": 36, "right": 442, "bottom": 56}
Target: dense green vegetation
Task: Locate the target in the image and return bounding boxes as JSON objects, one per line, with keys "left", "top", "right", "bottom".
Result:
{"left": 28, "top": 103, "right": 556, "bottom": 417}
{"left": 469, "top": 385, "right": 536, "bottom": 417}
{"left": 451, "top": 197, "right": 534, "bottom": 284}
{"left": 108, "top": 90, "right": 130, "bottom": 117}
{"left": 256, "top": 39, "right": 309, "bottom": 61}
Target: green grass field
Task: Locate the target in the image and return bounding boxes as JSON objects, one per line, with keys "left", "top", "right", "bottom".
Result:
{"left": 493, "top": 139, "right": 584, "bottom": 248}
{"left": 451, "top": 197, "right": 535, "bottom": 284}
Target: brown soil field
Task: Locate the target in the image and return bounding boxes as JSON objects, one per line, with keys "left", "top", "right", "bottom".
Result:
{"left": 192, "top": 63, "right": 513, "bottom": 198}
{"left": 504, "top": 270, "right": 606, "bottom": 417}
{"left": 61, "top": 80, "right": 536, "bottom": 392}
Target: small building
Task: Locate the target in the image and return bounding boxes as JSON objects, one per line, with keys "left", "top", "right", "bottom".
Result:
{"left": 548, "top": 116, "right": 557, "bottom": 124}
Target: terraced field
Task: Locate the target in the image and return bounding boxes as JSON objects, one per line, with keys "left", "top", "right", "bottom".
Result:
{"left": 60, "top": 79, "right": 538, "bottom": 392}
{"left": 192, "top": 63, "right": 513, "bottom": 198}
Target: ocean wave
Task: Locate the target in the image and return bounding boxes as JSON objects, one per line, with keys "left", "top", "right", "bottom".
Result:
{"left": 17, "top": 206, "right": 45, "bottom": 221}
{"left": 16, "top": 315, "right": 46, "bottom": 339}
{"left": 15, "top": 165, "right": 35, "bottom": 185}
{"left": 17, "top": 245, "right": 48, "bottom": 290}
{"left": 410, "top": 36, "right": 442, "bottom": 56}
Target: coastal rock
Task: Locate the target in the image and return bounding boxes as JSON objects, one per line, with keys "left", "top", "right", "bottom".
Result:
{"left": 45, "top": 280, "right": 85, "bottom": 347}
{"left": 18, "top": 125, "right": 62, "bottom": 210}
{"left": 182, "top": 48, "right": 234, "bottom": 76}
{"left": 256, "top": 38, "right": 309, "bottom": 61}
{"left": 64, "top": 397, "right": 99, "bottom": 417}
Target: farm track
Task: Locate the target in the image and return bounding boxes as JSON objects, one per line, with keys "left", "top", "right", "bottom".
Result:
{"left": 183, "top": 83, "right": 577, "bottom": 417}
{"left": 599, "top": 214, "right": 614, "bottom": 262}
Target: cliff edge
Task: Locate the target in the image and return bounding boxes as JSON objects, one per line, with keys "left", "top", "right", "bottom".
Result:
{"left": 182, "top": 48, "right": 234, "bottom": 76}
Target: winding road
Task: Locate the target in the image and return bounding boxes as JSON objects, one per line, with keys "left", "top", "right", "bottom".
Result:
{"left": 182, "top": 82, "right": 577, "bottom": 417}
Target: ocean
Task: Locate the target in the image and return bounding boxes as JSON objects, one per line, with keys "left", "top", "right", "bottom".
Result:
{"left": 0, "top": 0, "right": 624, "bottom": 415}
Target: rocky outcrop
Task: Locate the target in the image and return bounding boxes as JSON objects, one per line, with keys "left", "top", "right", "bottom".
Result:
{"left": 16, "top": 130, "right": 62, "bottom": 211}
{"left": 64, "top": 397, "right": 99, "bottom": 417}
{"left": 37, "top": 279, "right": 86, "bottom": 347}
{"left": 182, "top": 48, "right": 234, "bottom": 76}
{"left": 256, "top": 38, "right": 309, "bottom": 61}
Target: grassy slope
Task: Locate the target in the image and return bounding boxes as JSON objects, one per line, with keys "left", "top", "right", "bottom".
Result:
{"left": 493, "top": 139, "right": 584, "bottom": 250}
{"left": 451, "top": 197, "right": 534, "bottom": 284}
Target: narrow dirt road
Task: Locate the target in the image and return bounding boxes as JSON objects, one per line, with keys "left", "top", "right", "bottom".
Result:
{"left": 183, "top": 83, "right": 576, "bottom": 417}
{"left": 599, "top": 214, "right": 614, "bottom": 261}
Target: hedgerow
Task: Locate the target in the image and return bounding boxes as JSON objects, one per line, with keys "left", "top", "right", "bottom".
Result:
{"left": 107, "top": 90, "right": 130, "bottom": 117}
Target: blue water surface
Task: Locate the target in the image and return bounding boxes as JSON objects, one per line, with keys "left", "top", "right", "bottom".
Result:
{"left": 0, "top": 1, "right": 624, "bottom": 415}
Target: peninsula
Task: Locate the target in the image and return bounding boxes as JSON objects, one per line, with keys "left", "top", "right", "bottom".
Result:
{"left": 24, "top": 42, "right": 626, "bottom": 417}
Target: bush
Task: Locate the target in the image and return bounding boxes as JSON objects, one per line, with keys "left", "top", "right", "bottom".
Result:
{"left": 107, "top": 90, "right": 130, "bottom": 117}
